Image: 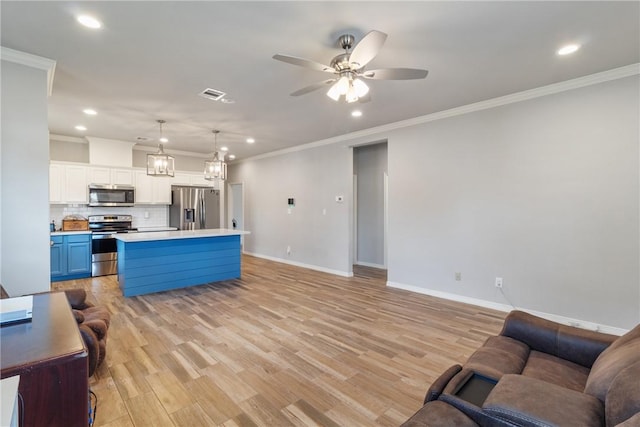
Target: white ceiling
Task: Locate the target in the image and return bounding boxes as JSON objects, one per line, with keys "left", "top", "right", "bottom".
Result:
{"left": 1, "top": 1, "right": 638, "bottom": 161}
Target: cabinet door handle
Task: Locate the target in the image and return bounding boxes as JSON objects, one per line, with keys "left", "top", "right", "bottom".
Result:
{"left": 50, "top": 241, "right": 54, "bottom": 247}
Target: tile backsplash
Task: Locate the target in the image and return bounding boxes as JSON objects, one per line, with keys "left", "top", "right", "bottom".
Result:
{"left": 50, "top": 205, "right": 169, "bottom": 230}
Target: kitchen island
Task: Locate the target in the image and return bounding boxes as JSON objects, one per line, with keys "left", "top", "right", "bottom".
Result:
{"left": 115, "top": 229, "right": 250, "bottom": 297}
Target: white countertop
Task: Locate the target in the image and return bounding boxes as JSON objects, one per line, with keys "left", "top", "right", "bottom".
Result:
{"left": 51, "top": 230, "right": 91, "bottom": 236}
{"left": 114, "top": 228, "right": 250, "bottom": 242}
{"left": 136, "top": 226, "right": 178, "bottom": 232}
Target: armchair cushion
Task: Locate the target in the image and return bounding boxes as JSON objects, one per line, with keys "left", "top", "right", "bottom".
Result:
{"left": 521, "top": 350, "right": 590, "bottom": 392}
{"left": 400, "top": 401, "right": 479, "bottom": 427}
{"left": 483, "top": 374, "right": 604, "bottom": 427}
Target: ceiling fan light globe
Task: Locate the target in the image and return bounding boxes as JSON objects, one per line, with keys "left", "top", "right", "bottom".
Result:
{"left": 353, "top": 79, "right": 369, "bottom": 97}
{"left": 345, "top": 86, "right": 359, "bottom": 103}
{"left": 336, "top": 76, "right": 350, "bottom": 95}
{"left": 327, "top": 83, "right": 342, "bottom": 101}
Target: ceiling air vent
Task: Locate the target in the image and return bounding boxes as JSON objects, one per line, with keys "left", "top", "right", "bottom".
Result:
{"left": 199, "top": 88, "right": 227, "bottom": 101}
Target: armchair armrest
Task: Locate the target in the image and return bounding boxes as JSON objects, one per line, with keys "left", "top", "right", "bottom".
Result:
{"left": 64, "top": 288, "right": 94, "bottom": 310}
{"left": 424, "top": 364, "right": 462, "bottom": 403}
{"left": 483, "top": 374, "right": 604, "bottom": 427}
{"left": 500, "top": 310, "right": 616, "bottom": 368}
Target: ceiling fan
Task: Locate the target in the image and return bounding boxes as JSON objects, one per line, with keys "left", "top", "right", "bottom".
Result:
{"left": 273, "top": 30, "right": 428, "bottom": 103}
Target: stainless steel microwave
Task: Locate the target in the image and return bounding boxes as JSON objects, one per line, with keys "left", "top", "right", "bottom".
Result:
{"left": 88, "top": 184, "right": 135, "bottom": 207}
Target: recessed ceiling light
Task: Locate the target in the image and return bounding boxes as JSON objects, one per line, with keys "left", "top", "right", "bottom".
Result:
{"left": 228, "top": 155, "right": 236, "bottom": 160}
{"left": 77, "top": 15, "right": 102, "bottom": 29}
{"left": 159, "top": 137, "right": 169, "bottom": 143}
{"left": 351, "top": 110, "right": 363, "bottom": 117}
{"left": 246, "top": 138, "right": 255, "bottom": 144}
{"left": 557, "top": 44, "right": 580, "bottom": 56}
{"left": 75, "top": 125, "right": 87, "bottom": 131}
{"left": 83, "top": 108, "right": 97, "bottom": 115}
{"left": 220, "top": 146, "right": 229, "bottom": 152}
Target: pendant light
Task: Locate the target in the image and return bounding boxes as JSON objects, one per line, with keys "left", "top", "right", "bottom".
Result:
{"left": 147, "top": 120, "right": 175, "bottom": 177}
{"left": 204, "top": 129, "right": 227, "bottom": 182}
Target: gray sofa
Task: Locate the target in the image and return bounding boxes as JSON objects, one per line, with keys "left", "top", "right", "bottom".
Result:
{"left": 402, "top": 310, "right": 640, "bottom": 426}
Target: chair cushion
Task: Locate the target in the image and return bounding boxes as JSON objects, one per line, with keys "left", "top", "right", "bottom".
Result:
{"left": 585, "top": 324, "right": 640, "bottom": 401}
{"left": 400, "top": 401, "right": 478, "bottom": 427}
{"left": 522, "top": 351, "right": 590, "bottom": 392}
{"left": 483, "top": 374, "right": 604, "bottom": 427}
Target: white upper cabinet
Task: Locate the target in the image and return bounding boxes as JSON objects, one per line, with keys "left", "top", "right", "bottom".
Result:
{"left": 111, "top": 169, "right": 134, "bottom": 185}
{"left": 173, "top": 172, "right": 216, "bottom": 188}
{"left": 88, "top": 167, "right": 133, "bottom": 186}
{"left": 133, "top": 171, "right": 171, "bottom": 205}
{"left": 50, "top": 163, "right": 88, "bottom": 204}
{"left": 50, "top": 162, "right": 213, "bottom": 205}
{"left": 49, "top": 164, "right": 64, "bottom": 203}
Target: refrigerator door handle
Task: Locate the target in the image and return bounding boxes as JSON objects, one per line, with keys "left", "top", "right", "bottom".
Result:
{"left": 200, "top": 193, "right": 206, "bottom": 229}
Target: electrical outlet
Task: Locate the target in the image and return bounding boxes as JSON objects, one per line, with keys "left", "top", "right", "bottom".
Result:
{"left": 286, "top": 246, "right": 291, "bottom": 255}
{"left": 495, "top": 277, "right": 503, "bottom": 288}
{"left": 455, "top": 272, "right": 462, "bottom": 281}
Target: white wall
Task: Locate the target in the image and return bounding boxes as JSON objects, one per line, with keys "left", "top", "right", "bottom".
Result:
{"left": 1, "top": 54, "right": 53, "bottom": 296}
{"left": 386, "top": 75, "right": 639, "bottom": 330}
{"left": 231, "top": 71, "right": 639, "bottom": 331}
{"left": 354, "top": 143, "right": 387, "bottom": 267}
{"left": 228, "top": 143, "right": 353, "bottom": 276}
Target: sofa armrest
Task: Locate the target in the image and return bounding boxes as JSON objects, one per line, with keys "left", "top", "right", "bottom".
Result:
{"left": 424, "top": 365, "right": 462, "bottom": 403}
{"left": 483, "top": 374, "right": 604, "bottom": 427}
{"left": 500, "top": 310, "right": 616, "bottom": 368}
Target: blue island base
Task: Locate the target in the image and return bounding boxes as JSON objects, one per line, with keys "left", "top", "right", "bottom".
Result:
{"left": 117, "top": 235, "right": 241, "bottom": 297}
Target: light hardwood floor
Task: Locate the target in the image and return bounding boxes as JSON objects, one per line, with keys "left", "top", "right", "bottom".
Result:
{"left": 53, "top": 255, "right": 506, "bottom": 427}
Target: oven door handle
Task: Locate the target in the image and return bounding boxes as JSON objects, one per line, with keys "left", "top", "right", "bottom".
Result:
{"left": 92, "top": 233, "right": 117, "bottom": 239}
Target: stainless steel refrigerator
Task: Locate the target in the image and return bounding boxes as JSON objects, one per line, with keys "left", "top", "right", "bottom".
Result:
{"left": 170, "top": 186, "right": 220, "bottom": 230}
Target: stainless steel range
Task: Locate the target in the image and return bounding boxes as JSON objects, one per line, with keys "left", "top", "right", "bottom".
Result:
{"left": 89, "top": 215, "right": 136, "bottom": 277}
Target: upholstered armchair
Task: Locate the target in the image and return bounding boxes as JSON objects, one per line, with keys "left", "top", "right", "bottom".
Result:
{"left": 64, "top": 289, "right": 110, "bottom": 376}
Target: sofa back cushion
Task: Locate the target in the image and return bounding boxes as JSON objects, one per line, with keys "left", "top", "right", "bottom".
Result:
{"left": 584, "top": 324, "right": 640, "bottom": 401}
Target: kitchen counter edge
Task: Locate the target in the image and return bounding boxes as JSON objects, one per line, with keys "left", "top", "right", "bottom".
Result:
{"left": 114, "top": 228, "right": 250, "bottom": 242}
{"left": 51, "top": 231, "right": 92, "bottom": 236}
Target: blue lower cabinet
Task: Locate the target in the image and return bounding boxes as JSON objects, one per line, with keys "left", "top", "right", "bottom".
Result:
{"left": 51, "top": 233, "right": 92, "bottom": 282}
{"left": 50, "top": 236, "right": 65, "bottom": 277}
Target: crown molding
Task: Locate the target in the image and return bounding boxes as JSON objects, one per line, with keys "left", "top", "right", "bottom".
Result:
{"left": 241, "top": 63, "right": 640, "bottom": 163}
{"left": 49, "top": 134, "right": 88, "bottom": 144}
{"left": 1, "top": 46, "right": 56, "bottom": 96}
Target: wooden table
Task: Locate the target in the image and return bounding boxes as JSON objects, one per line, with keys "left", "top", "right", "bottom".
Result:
{"left": 1, "top": 292, "right": 89, "bottom": 427}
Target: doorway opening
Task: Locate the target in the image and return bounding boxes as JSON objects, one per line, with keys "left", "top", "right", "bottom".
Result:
{"left": 353, "top": 142, "right": 388, "bottom": 278}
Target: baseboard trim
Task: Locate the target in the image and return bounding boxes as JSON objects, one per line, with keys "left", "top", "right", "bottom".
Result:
{"left": 354, "top": 261, "right": 386, "bottom": 269}
{"left": 386, "top": 281, "right": 628, "bottom": 336}
{"left": 244, "top": 252, "right": 353, "bottom": 278}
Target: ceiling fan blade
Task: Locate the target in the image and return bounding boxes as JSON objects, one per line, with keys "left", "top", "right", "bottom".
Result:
{"left": 273, "top": 54, "right": 335, "bottom": 73}
{"left": 290, "top": 79, "right": 337, "bottom": 96}
{"left": 361, "top": 68, "right": 429, "bottom": 80}
{"left": 348, "top": 30, "right": 388, "bottom": 69}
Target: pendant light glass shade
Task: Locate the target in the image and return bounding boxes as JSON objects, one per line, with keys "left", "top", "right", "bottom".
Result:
{"left": 147, "top": 120, "right": 175, "bottom": 177}
{"left": 204, "top": 130, "right": 227, "bottom": 182}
